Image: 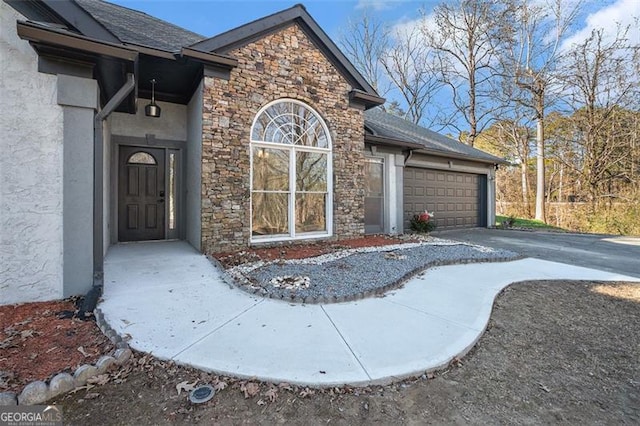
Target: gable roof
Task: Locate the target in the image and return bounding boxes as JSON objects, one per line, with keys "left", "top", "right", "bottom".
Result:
{"left": 190, "top": 4, "right": 382, "bottom": 102}
{"left": 73, "top": 0, "right": 204, "bottom": 52}
{"left": 364, "top": 108, "right": 507, "bottom": 165}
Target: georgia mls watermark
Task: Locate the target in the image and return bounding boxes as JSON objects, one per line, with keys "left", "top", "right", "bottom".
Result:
{"left": 0, "top": 406, "right": 63, "bottom": 426}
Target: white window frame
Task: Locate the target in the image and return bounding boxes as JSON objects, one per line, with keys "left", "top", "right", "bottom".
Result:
{"left": 250, "top": 99, "right": 333, "bottom": 243}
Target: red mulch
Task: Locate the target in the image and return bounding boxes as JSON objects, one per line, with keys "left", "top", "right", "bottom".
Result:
{"left": 214, "top": 235, "right": 413, "bottom": 267}
{"left": 0, "top": 299, "right": 113, "bottom": 393}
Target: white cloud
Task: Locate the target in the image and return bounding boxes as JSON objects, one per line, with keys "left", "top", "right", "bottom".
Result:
{"left": 562, "top": 0, "right": 640, "bottom": 50}
{"left": 355, "top": 0, "right": 406, "bottom": 11}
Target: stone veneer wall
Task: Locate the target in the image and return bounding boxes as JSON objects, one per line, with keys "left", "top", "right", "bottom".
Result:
{"left": 201, "top": 23, "right": 365, "bottom": 253}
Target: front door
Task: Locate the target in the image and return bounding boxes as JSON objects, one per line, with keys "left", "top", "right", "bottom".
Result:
{"left": 118, "top": 146, "right": 165, "bottom": 242}
{"left": 364, "top": 157, "right": 384, "bottom": 234}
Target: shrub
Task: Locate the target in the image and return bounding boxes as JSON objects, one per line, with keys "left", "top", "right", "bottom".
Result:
{"left": 502, "top": 215, "right": 516, "bottom": 228}
{"left": 410, "top": 211, "right": 436, "bottom": 233}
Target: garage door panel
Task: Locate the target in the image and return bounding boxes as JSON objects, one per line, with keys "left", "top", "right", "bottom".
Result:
{"left": 404, "top": 167, "right": 487, "bottom": 230}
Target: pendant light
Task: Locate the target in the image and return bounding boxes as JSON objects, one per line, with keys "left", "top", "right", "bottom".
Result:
{"left": 145, "top": 79, "right": 161, "bottom": 118}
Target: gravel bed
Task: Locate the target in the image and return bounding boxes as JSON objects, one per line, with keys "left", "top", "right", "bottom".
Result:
{"left": 229, "top": 240, "right": 520, "bottom": 303}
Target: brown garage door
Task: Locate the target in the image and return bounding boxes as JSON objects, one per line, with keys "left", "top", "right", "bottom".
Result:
{"left": 404, "top": 167, "right": 486, "bottom": 230}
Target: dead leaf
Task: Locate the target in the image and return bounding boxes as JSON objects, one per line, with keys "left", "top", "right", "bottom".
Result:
{"left": 539, "top": 383, "right": 550, "bottom": 393}
{"left": 213, "top": 380, "right": 228, "bottom": 391}
{"left": 87, "top": 374, "right": 110, "bottom": 386}
{"left": 257, "top": 399, "right": 267, "bottom": 406}
{"left": 450, "top": 357, "right": 463, "bottom": 367}
{"left": 84, "top": 392, "right": 100, "bottom": 400}
{"left": 264, "top": 387, "right": 278, "bottom": 403}
{"left": 299, "top": 387, "right": 315, "bottom": 398}
{"left": 20, "top": 329, "right": 36, "bottom": 339}
{"left": 240, "top": 382, "right": 260, "bottom": 398}
{"left": 278, "top": 382, "right": 293, "bottom": 391}
{"left": 77, "top": 346, "right": 89, "bottom": 357}
{"left": 176, "top": 380, "right": 197, "bottom": 395}
{"left": 0, "top": 337, "right": 16, "bottom": 350}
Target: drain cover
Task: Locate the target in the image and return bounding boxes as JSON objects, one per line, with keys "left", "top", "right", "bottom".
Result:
{"left": 189, "top": 385, "right": 215, "bottom": 404}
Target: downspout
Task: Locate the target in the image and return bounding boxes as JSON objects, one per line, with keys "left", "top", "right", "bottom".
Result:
{"left": 404, "top": 149, "right": 414, "bottom": 165}
{"left": 92, "top": 73, "right": 135, "bottom": 289}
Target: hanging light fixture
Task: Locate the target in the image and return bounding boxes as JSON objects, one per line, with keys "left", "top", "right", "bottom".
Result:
{"left": 145, "top": 78, "right": 161, "bottom": 118}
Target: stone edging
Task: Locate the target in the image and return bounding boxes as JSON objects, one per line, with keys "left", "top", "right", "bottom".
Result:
{"left": 220, "top": 253, "right": 526, "bottom": 305}
{"left": 0, "top": 308, "right": 132, "bottom": 406}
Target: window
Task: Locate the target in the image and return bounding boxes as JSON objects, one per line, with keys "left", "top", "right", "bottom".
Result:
{"left": 251, "top": 99, "right": 332, "bottom": 240}
{"left": 127, "top": 152, "right": 156, "bottom": 165}
{"left": 168, "top": 152, "right": 176, "bottom": 230}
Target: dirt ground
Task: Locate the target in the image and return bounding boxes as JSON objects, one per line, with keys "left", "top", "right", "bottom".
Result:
{"left": 51, "top": 279, "right": 640, "bottom": 425}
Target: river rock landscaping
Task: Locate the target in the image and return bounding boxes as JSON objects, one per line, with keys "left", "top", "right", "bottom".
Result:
{"left": 223, "top": 237, "right": 520, "bottom": 302}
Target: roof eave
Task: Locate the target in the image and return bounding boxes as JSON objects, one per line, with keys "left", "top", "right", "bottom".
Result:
{"left": 17, "top": 20, "right": 139, "bottom": 113}
{"left": 365, "top": 134, "right": 507, "bottom": 165}
{"left": 17, "top": 20, "right": 138, "bottom": 62}
{"left": 413, "top": 148, "right": 509, "bottom": 165}
{"left": 180, "top": 47, "right": 238, "bottom": 69}
{"left": 350, "top": 90, "right": 385, "bottom": 110}
{"left": 365, "top": 134, "right": 425, "bottom": 150}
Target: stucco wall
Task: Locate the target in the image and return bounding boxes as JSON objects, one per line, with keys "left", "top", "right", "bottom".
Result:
{"left": 0, "top": 2, "right": 64, "bottom": 304}
{"left": 201, "top": 23, "right": 365, "bottom": 253}
{"left": 111, "top": 101, "right": 187, "bottom": 140}
{"left": 186, "top": 81, "right": 203, "bottom": 250}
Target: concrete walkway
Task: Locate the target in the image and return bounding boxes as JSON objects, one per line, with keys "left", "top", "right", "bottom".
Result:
{"left": 100, "top": 241, "right": 639, "bottom": 386}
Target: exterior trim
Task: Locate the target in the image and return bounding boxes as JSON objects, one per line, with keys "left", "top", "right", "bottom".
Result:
{"left": 181, "top": 47, "right": 238, "bottom": 68}
{"left": 17, "top": 21, "right": 138, "bottom": 61}
{"left": 349, "top": 89, "right": 385, "bottom": 109}
{"left": 365, "top": 134, "right": 508, "bottom": 166}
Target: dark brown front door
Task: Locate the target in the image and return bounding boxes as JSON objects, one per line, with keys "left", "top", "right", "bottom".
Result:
{"left": 118, "top": 146, "right": 165, "bottom": 242}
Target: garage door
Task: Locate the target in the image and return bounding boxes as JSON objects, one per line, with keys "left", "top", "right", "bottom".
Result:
{"left": 404, "top": 167, "right": 486, "bottom": 230}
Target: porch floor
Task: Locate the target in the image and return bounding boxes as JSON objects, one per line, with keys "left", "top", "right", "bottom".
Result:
{"left": 100, "top": 240, "right": 638, "bottom": 387}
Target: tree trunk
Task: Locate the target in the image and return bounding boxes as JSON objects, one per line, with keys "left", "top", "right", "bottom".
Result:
{"left": 558, "top": 163, "right": 564, "bottom": 227}
{"left": 535, "top": 90, "right": 546, "bottom": 222}
{"left": 520, "top": 162, "right": 529, "bottom": 216}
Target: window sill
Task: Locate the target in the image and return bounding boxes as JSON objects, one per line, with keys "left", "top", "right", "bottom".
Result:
{"left": 250, "top": 232, "right": 332, "bottom": 245}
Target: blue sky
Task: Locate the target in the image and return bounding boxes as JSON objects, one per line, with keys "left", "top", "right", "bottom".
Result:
{"left": 108, "top": 0, "right": 640, "bottom": 45}
{"left": 109, "top": 0, "right": 441, "bottom": 41}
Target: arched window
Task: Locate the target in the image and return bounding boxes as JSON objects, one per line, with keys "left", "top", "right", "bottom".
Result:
{"left": 127, "top": 152, "right": 157, "bottom": 165}
{"left": 250, "top": 99, "right": 332, "bottom": 240}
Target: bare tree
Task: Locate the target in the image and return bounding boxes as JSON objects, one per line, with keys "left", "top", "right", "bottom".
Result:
{"left": 556, "top": 25, "right": 640, "bottom": 209}
{"left": 381, "top": 25, "right": 442, "bottom": 124}
{"left": 339, "top": 11, "right": 391, "bottom": 98}
{"left": 423, "top": 0, "right": 509, "bottom": 147}
{"left": 501, "top": 0, "right": 581, "bottom": 222}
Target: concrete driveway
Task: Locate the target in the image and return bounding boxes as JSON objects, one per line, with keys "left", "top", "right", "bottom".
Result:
{"left": 434, "top": 228, "right": 640, "bottom": 278}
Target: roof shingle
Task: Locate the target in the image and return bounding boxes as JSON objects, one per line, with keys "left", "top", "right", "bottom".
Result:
{"left": 364, "top": 108, "right": 504, "bottom": 164}
{"left": 74, "top": 0, "right": 204, "bottom": 52}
